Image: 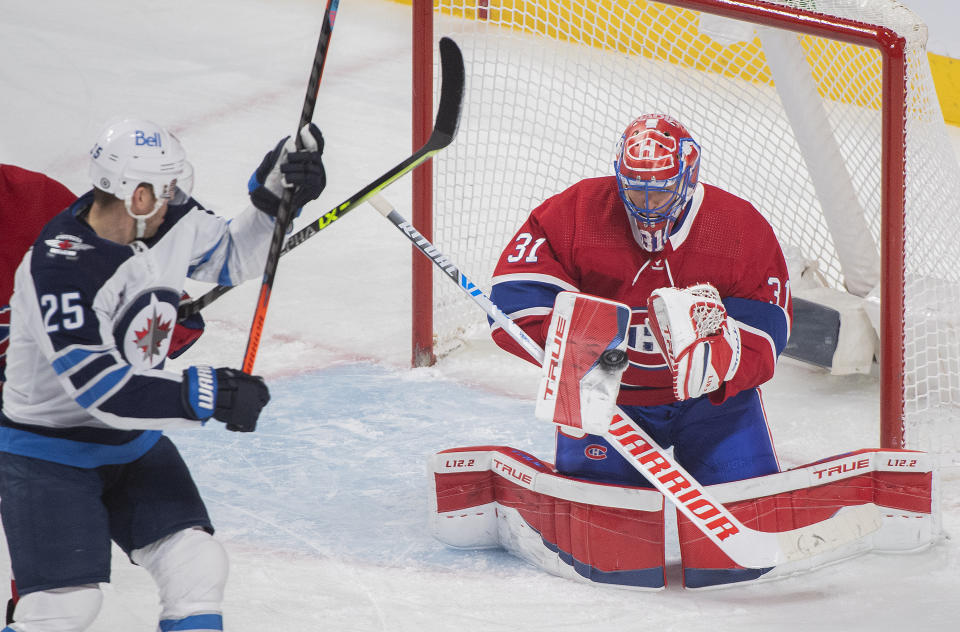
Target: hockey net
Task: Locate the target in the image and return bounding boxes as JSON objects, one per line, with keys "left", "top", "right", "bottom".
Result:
{"left": 411, "top": 0, "right": 960, "bottom": 455}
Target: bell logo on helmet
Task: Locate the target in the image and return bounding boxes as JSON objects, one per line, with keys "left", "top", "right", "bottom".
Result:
{"left": 87, "top": 118, "right": 195, "bottom": 237}
{"left": 135, "top": 131, "right": 162, "bottom": 147}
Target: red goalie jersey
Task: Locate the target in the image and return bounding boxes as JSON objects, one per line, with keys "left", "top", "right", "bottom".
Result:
{"left": 0, "top": 165, "right": 77, "bottom": 306}
{"left": 1, "top": 165, "right": 77, "bottom": 386}
{"left": 489, "top": 175, "right": 792, "bottom": 407}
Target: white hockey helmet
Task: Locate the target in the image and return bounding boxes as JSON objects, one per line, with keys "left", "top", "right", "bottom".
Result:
{"left": 89, "top": 118, "right": 194, "bottom": 232}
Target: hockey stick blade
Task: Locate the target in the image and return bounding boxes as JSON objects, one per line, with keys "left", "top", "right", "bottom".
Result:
{"left": 368, "top": 194, "right": 883, "bottom": 570}
{"left": 178, "top": 37, "right": 465, "bottom": 321}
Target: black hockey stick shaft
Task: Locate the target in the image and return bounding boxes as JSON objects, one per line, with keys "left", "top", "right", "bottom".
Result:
{"left": 242, "top": 0, "right": 340, "bottom": 373}
{"left": 178, "top": 37, "right": 465, "bottom": 321}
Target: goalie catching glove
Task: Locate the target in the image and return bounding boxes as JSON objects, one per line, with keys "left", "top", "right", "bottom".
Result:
{"left": 646, "top": 283, "right": 741, "bottom": 401}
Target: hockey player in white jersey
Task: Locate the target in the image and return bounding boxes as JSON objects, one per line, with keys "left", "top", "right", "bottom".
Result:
{"left": 0, "top": 118, "right": 326, "bottom": 631}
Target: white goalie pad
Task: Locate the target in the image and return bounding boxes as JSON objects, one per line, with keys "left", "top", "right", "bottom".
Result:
{"left": 429, "top": 446, "right": 667, "bottom": 589}
{"left": 429, "top": 447, "right": 934, "bottom": 590}
{"left": 535, "top": 292, "right": 631, "bottom": 434}
{"left": 678, "top": 449, "right": 938, "bottom": 589}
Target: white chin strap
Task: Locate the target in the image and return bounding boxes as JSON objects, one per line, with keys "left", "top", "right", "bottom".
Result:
{"left": 124, "top": 196, "right": 165, "bottom": 239}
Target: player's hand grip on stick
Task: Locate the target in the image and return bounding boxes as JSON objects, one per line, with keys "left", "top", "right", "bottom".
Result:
{"left": 241, "top": 0, "right": 340, "bottom": 374}
{"left": 182, "top": 366, "right": 271, "bottom": 432}
{"left": 177, "top": 37, "right": 465, "bottom": 322}
{"left": 168, "top": 292, "right": 205, "bottom": 359}
{"left": 249, "top": 123, "right": 327, "bottom": 218}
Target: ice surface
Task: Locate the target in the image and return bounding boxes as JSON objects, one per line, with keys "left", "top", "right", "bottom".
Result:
{"left": 1, "top": 0, "right": 958, "bottom": 629}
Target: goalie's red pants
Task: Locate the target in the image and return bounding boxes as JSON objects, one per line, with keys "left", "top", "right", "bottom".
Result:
{"left": 555, "top": 387, "right": 779, "bottom": 487}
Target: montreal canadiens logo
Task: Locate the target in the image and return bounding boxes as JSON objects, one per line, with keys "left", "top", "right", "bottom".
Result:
{"left": 624, "top": 129, "right": 677, "bottom": 176}
{"left": 584, "top": 444, "right": 608, "bottom": 460}
{"left": 114, "top": 290, "right": 179, "bottom": 369}
{"left": 627, "top": 319, "right": 668, "bottom": 370}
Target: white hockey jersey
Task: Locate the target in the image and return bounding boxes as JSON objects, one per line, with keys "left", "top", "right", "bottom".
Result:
{"left": 0, "top": 191, "right": 274, "bottom": 467}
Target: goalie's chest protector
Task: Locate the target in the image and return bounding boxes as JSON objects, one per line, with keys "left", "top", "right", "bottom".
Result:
{"left": 551, "top": 178, "right": 778, "bottom": 403}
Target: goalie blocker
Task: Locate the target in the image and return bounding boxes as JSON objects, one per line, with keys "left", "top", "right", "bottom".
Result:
{"left": 535, "top": 292, "right": 631, "bottom": 434}
{"left": 430, "top": 447, "right": 935, "bottom": 589}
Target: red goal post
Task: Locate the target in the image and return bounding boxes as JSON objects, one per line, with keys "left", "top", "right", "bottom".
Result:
{"left": 411, "top": 0, "right": 960, "bottom": 456}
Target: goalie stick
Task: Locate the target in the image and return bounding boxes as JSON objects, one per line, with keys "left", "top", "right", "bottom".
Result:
{"left": 242, "top": 0, "right": 340, "bottom": 373}
{"left": 368, "top": 194, "right": 883, "bottom": 570}
{"left": 177, "top": 36, "right": 465, "bottom": 322}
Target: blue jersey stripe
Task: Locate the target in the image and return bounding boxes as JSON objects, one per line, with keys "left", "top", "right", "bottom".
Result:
{"left": 188, "top": 233, "right": 225, "bottom": 278}
{"left": 723, "top": 297, "right": 789, "bottom": 355}
{"left": 0, "top": 427, "right": 162, "bottom": 467}
{"left": 216, "top": 221, "right": 235, "bottom": 286}
{"left": 68, "top": 353, "right": 118, "bottom": 390}
{"left": 75, "top": 365, "right": 131, "bottom": 409}
{"left": 51, "top": 347, "right": 96, "bottom": 375}
{"left": 490, "top": 280, "right": 565, "bottom": 321}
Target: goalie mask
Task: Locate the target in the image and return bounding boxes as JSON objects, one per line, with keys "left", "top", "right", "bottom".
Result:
{"left": 615, "top": 114, "right": 700, "bottom": 252}
{"left": 89, "top": 118, "right": 194, "bottom": 238}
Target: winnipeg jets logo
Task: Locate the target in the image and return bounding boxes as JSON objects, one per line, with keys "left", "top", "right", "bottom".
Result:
{"left": 117, "top": 291, "right": 178, "bottom": 369}
{"left": 45, "top": 234, "right": 95, "bottom": 259}
{"left": 133, "top": 306, "right": 173, "bottom": 363}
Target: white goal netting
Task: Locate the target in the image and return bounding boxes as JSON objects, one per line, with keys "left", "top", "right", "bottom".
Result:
{"left": 420, "top": 0, "right": 960, "bottom": 455}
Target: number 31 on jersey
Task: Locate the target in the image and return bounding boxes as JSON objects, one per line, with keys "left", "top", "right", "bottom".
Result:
{"left": 507, "top": 232, "right": 547, "bottom": 263}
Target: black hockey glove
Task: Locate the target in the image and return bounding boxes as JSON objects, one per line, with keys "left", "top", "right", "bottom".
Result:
{"left": 182, "top": 366, "right": 270, "bottom": 432}
{"left": 248, "top": 123, "right": 326, "bottom": 218}
{"left": 212, "top": 368, "right": 270, "bottom": 432}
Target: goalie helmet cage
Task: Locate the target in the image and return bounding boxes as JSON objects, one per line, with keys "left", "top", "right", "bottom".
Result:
{"left": 410, "top": 0, "right": 960, "bottom": 456}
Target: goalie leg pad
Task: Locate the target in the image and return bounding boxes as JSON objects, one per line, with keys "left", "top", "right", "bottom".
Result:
{"left": 431, "top": 446, "right": 667, "bottom": 589}
{"left": 678, "top": 449, "right": 935, "bottom": 589}
{"left": 131, "top": 528, "right": 227, "bottom": 629}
